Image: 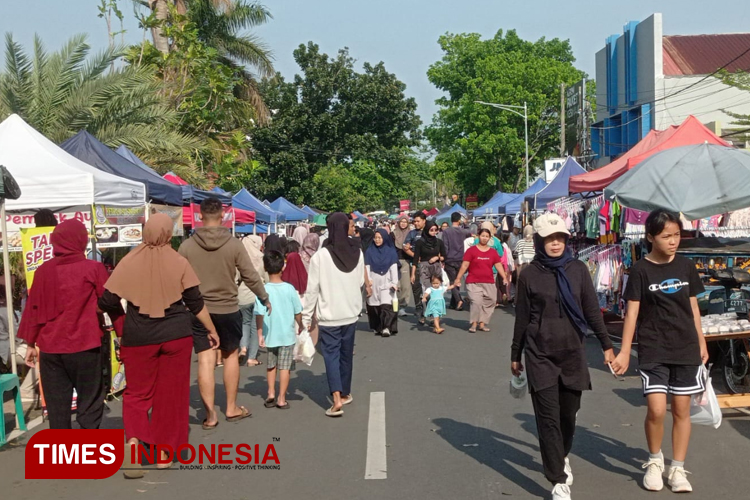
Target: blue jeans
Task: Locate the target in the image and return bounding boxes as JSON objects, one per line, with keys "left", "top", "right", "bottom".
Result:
{"left": 239, "top": 303, "right": 259, "bottom": 361}
{"left": 318, "top": 322, "right": 356, "bottom": 396}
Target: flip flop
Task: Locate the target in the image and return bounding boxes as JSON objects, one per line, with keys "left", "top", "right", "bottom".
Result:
{"left": 479, "top": 327, "right": 491, "bottom": 332}
{"left": 325, "top": 406, "right": 344, "bottom": 417}
{"left": 468, "top": 327, "right": 477, "bottom": 333}
{"left": 123, "top": 443, "right": 145, "bottom": 479}
{"left": 226, "top": 406, "right": 252, "bottom": 422}
{"left": 264, "top": 398, "right": 276, "bottom": 408}
{"left": 246, "top": 359, "right": 263, "bottom": 367}
{"left": 276, "top": 402, "right": 290, "bottom": 410}
{"left": 341, "top": 395, "right": 353, "bottom": 406}
{"left": 434, "top": 328, "right": 445, "bottom": 334}
{"left": 202, "top": 419, "right": 219, "bottom": 430}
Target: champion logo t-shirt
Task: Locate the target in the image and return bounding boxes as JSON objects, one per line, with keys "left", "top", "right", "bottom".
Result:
{"left": 623, "top": 255, "right": 704, "bottom": 365}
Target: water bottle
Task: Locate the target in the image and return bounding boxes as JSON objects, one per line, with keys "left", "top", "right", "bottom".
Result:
{"left": 509, "top": 372, "right": 528, "bottom": 399}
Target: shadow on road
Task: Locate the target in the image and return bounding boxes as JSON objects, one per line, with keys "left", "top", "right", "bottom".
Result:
{"left": 431, "top": 417, "right": 550, "bottom": 498}
{"left": 612, "top": 387, "right": 647, "bottom": 408}
{"left": 514, "top": 413, "right": 645, "bottom": 484}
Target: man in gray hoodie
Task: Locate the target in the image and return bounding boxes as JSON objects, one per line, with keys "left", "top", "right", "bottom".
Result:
{"left": 179, "top": 197, "right": 270, "bottom": 427}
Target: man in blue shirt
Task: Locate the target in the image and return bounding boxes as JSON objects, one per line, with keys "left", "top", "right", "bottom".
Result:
{"left": 403, "top": 212, "right": 427, "bottom": 320}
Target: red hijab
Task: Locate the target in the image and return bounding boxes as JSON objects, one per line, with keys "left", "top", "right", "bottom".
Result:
{"left": 282, "top": 252, "right": 308, "bottom": 294}
{"left": 23, "top": 220, "right": 88, "bottom": 327}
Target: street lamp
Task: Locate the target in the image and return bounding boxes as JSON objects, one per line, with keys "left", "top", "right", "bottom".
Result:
{"left": 475, "top": 100, "right": 529, "bottom": 189}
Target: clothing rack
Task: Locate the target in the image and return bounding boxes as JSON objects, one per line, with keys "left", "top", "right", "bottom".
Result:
{"left": 576, "top": 244, "right": 621, "bottom": 261}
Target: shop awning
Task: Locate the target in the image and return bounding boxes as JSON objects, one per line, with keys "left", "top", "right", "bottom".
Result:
{"left": 0, "top": 114, "right": 145, "bottom": 210}
{"left": 61, "top": 131, "right": 182, "bottom": 206}
{"left": 474, "top": 191, "right": 519, "bottom": 216}
{"left": 569, "top": 115, "right": 730, "bottom": 193}
{"left": 435, "top": 204, "right": 467, "bottom": 224}
{"left": 270, "top": 197, "right": 312, "bottom": 222}
{"left": 234, "top": 189, "right": 285, "bottom": 224}
{"left": 526, "top": 157, "right": 586, "bottom": 210}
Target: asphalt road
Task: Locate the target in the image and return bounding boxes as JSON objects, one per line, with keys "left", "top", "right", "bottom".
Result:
{"left": 3, "top": 304, "right": 750, "bottom": 500}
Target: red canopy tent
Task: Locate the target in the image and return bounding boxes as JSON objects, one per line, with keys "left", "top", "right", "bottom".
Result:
{"left": 163, "top": 173, "right": 254, "bottom": 225}
{"left": 569, "top": 115, "right": 730, "bottom": 193}
{"left": 426, "top": 207, "right": 439, "bottom": 216}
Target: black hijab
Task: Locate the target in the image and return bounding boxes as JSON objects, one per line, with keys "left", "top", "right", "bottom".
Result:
{"left": 323, "top": 212, "right": 361, "bottom": 273}
{"left": 420, "top": 220, "right": 439, "bottom": 252}
{"left": 264, "top": 234, "right": 285, "bottom": 255}
{"left": 359, "top": 227, "right": 375, "bottom": 252}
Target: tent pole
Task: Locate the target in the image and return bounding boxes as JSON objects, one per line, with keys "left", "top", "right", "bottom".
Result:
{"left": 1, "top": 201, "right": 18, "bottom": 375}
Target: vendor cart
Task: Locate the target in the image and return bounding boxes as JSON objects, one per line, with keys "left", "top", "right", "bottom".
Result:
{"left": 705, "top": 331, "right": 750, "bottom": 410}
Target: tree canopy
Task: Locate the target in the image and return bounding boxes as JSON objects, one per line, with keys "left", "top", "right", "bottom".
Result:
{"left": 426, "top": 29, "right": 585, "bottom": 198}
{"left": 248, "top": 42, "right": 424, "bottom": 210}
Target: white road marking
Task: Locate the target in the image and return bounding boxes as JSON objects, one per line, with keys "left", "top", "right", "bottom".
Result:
{"left": 365, "top": 391, "right": 387, "bottom": 480}
{"left": 5, "top": 415, "right": 43, "bottom": 443}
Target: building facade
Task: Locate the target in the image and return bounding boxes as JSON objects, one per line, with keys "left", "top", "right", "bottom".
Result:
{"left": 592, "top": 13, "right": 750, "bottom": 165}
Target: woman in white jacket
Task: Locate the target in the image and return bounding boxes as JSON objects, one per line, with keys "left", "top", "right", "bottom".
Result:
{"left": 303, "top": 212, "right": 365, "bottom": 417}
{"left": 365, "top": 229, "right": 399, "bottom": 337}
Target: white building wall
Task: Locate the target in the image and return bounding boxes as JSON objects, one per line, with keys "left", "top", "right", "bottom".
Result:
{"left": 655, "top": 76, "right": 750, "bottom": 129}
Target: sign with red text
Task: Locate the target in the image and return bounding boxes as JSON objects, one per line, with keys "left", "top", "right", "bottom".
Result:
{"left": 465, "top": 194, "right": 478, "bottom": 211}
{"left": 1, "top": 206, "right": 92, "bottom": 252}
{"left": 399, "top": 200, "right": 411, "bottom": 211}
{"left": 20, "top": 227, "right": 56, "bottom": 289}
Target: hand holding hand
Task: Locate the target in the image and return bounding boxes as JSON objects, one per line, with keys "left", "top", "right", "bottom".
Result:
{"left": 611, "top": 352, "right": 630, "bottom": 375}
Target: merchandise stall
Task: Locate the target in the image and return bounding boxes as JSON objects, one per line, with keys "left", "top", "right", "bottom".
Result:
{"left": 233, "top": 188, "right": 285, "bottom": 234}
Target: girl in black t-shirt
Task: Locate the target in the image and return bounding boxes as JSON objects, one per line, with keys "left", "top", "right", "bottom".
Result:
{"left": 612, "top": 209, "right": 708, "bottom": 494}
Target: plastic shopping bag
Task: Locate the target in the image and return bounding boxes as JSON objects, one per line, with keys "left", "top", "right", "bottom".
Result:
{"left": 509, "top": 372, "right": 528, "bottom": 400}
{"left": 690, "top": 365, "right": 722, "bottom": 429}
{"left": 293, "top": 329, "right": 316, "bottom": 366}
{"left": 442, "top": 269, "right": 451, "bottom": 288}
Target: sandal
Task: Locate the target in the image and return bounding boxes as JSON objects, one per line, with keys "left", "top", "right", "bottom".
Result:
{"left": 468, "top": 326, "right": 477, "bottom": 333}
{"left": 226, "top": 406, "right": 252, "bottom": 422}
{"left": 264, "top": 397, "right": 276, "bottom": 408}
{"left": 418, "top": 318, "right": 426, "bottom": 325}
{"left": 246, "top": 359, "right": 262, "bottom": 367}
{"left": 276, "top": 402, "right": 290, "bottom": 410}
{"left": 341, "top": 395, "right": 353, "bottom": 406}
{"left": 478, "top": 326, "right": 491, "bottom": 332}
{"left": 123, "top": 443, "right": 145, "bottom": 479}
{"left": 434, "top": 328, "right": 445, "bottom": 334}
{"left": 202, "top": 419, "right": 219, "bottom": 430}
{"left": 325, "top": 406, "right": 344, "bottom": 417}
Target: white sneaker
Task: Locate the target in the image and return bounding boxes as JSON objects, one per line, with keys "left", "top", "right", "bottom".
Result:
{"left": 551, "top": 483, "right": 571, "bottom": 500}
{"left": 564, "top": 457, "right": 573, "bottom": 486}
{"left": 382, "top": 328, "right": 391, "bottom": 337}
{"left": 398, "top": 309, "right": 407, "bottom": 317}
{"left": 642, "top": 456, "right": 665, "bottom": 491}
{"left": 668, "top": 466, "right": 693, "bottom": 493}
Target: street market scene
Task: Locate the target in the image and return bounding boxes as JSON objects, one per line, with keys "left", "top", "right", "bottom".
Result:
{"left": 2, "top": 2, "right": 750, "bottom": 499}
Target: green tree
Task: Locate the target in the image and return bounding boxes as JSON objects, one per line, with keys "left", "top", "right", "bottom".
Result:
{"left": 426, "top": 29, "right": 585, "bottom": 199}
{"left": 251, "top": 42, "right": 423, "bottom": 207}
{"left": 720, "top": 70, "right": 750, "bottom": 144}
{"left": 0, "top": 34, "right": 201, "bottom": 176}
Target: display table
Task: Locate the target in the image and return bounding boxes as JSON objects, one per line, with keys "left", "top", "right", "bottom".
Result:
{"left": 704, "top": 331, "right": 750, "bottom": 409}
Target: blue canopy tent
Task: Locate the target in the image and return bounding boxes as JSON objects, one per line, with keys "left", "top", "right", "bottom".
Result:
{"left": 234, "top": 189, "right": 285, "bottom": 232}
{"left": 270, "top": 197, "right": 312, "bottom": 222}
{"left": 115, "top": 145, "right": 160, "bottom": 176}
{"left": 435, "top": 204, "right": 467, "bottom": 224}
{"left": 525, "top": 157, "right": 586, "bottom": 210}
{"left": 162, "top": 172, "right": 232, "bottom": 205}
{"left": 499, "top": 178, "right": 548, "bottom": 215}
{"left": 300, "top": 205, "right": 317, "bottom": 217}
{"left": 236, "top": 223, "right": 269, "bottom": 234}
{"left": 474, "top": 191, "right": 519, "bottom": 216}
{"left": 61, "top": 131, "right": 183, "bottom": 206}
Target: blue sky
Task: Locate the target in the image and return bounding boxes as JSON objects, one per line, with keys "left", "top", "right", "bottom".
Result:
{"left": 2, "top": 0, "right": 749, "bottom": 124}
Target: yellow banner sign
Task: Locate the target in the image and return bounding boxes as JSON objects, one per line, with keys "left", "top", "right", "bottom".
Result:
{"left": 21, "top": 226, "right": 56, "bottom": 289}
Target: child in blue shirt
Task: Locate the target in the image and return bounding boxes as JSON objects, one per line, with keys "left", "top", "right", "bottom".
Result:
{"left": 255, "top": 251, "right": 303, "bottom": 410}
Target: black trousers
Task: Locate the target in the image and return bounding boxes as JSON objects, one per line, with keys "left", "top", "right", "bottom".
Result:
{"left": 530, "top": 381, "right": 582, "bottom": 485}
{"left": 410, "top": 264, "right": 423, "bottom": 318}
{"left": 366, "top": 304, "right": 398, "bottom": 334}
{"left": 39, "top": 347, "right": 104, "bottom": 430}
{"left": 443, "top": 261, "right": 463, "bottom": 308}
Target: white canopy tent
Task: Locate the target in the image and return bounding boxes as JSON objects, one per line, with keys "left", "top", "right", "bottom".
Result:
{"left": 0, "top": 114, "right": 145, "bottom": 377}
{"left": 0, "top": 114, "right": 146, "bottom": 210}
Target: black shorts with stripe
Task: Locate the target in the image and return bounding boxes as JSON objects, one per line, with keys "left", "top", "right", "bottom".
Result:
{"left": 639, "top": 363, "right": 705, "bottom": 396}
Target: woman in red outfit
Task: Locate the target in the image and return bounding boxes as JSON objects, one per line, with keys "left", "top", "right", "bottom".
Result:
{"left": 98, "top": 214, "right": 219, "bottom": 478}
{"left": 20, "top": 220, "right": 109, "bottom": 430}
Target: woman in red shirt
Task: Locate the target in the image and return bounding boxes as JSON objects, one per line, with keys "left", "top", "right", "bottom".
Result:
{"left": 454, "top": 228, "right": 509, "bottom": 332}
{"left": 19, "top": 220, "right": 110, "bottom": 430}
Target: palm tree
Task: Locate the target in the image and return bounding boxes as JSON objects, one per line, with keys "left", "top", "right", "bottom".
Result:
{"left": 0, "top": 33, "right": 204, "bottom": 182}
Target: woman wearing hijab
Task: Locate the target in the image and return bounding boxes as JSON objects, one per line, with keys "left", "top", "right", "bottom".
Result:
{"left": 511, "top": 214, "right": 614, "bottom": 500}
{"left": 302, "top": 212, "right": 365, "bottom": 417}
{"left": 282, "top": 252, "right": 308, "bottom": 298}
{"left": 515, "top": 224, "right": 536, "bottom": 271}
{"left": 98, "top": 214, "right": 220, "bottom": 478}
{"left": 391, "top": 216, "right": 412, "bottom": 314}
{"left": 358, "top": 227, "right": 375, "bottom": 252}
{"left": 292, "top": 225, "right": 309, "bottom": 247}
{"left": 411, "top": 221, "right": 446, "bottom": 325}
{"left": 300, "top": 233, "right": 320, "bottom": 271}
{"left": 19, "top": 220, "right": 109, "bottom": 430}
{"left": 365, "top": 229, "right": 399, "bottom": 337}
{"left": 238, "top": 235, "right": 265, "bottom": 367}
{"left": 263, "top": 234, "right": 286, "bottom": 255}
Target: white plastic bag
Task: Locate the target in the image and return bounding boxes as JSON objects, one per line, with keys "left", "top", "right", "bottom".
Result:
{"left": 690, "top": 365, "right": 722, "bottom": 429}
{"left": 442, "top": 269, "right": 451, "bottom": 288}
{"left": 509, "top": 372, "right": 528, "bottom": 400}
{"left": 293, "top": 328, "right": 316, "bottom": 366}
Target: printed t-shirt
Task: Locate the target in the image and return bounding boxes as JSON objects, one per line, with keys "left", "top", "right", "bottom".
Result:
{"left": 254, "top": 282, "right": 303, "bottom": 348}
{"left": 463, "top": 245, "right": 502, "bottom": 284}
{"left": 623, "top": 255, "right": 704, "bottom": 365}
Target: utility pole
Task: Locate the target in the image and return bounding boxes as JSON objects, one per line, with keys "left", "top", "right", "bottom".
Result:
{"left": 560, "top": 83, "right": 566, "bottom": 157}
{"left": 497, "top": 157, "right": 502, "bottom": 191}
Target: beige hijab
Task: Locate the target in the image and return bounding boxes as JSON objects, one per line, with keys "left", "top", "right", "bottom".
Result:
{"left": 523, "top": 224, "right": 534, "bottom": 240}
{"left": 242, "top": 235, "right": 264, "bottom": 274}
{"left": 105, "top": 213, "right": 200, "bottom": 318}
